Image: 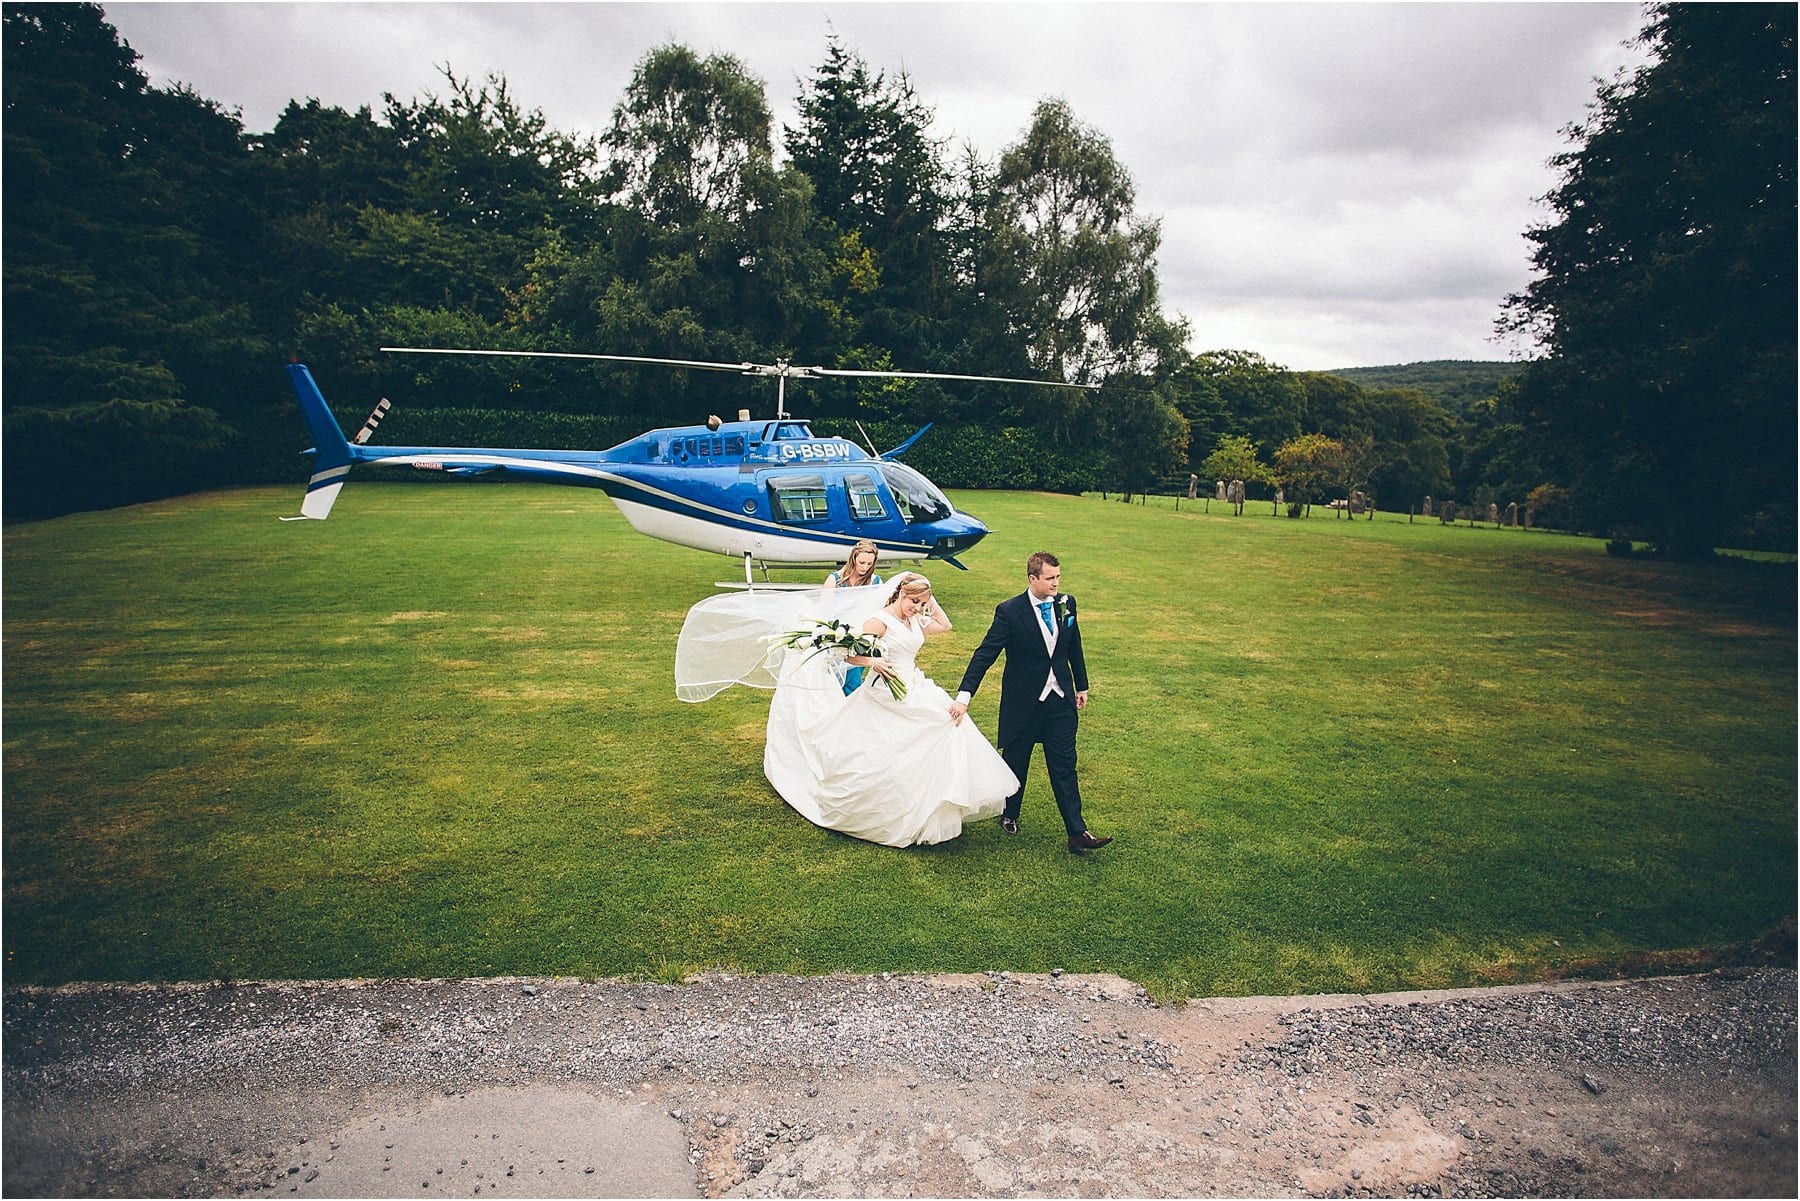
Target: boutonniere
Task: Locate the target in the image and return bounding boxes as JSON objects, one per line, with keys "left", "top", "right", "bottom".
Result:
{"left": 1055, "top": 594, "right": 1073, "bottom": 628}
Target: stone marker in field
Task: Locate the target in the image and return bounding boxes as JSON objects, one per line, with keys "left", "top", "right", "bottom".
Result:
{"left": 1217, "top": 479, "right": 1227, "bottom": 502}
{"left": 1440, "top": 500, "right": 1456, "bottom": 524}
{"left": 1423, "top": 495, "right": 1434, "bottom": 519}
{"left": 1505, "top": 501, "right": 1519, "bottom": 527}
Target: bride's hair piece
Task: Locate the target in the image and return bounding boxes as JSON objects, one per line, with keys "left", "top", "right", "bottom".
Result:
{"left": 840, "top": 539, "right": 879, "bottom": 587}
{"left": 886, "top": 575, "right": 931, "bottom": 605}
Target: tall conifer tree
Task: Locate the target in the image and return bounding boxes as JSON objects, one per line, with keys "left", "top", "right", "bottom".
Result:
{"left": 1501, "top": 3, "right": 1796, "bottom": 556}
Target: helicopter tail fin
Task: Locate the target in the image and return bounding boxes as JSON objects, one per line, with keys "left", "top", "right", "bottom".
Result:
{"left": 881, "top": 422, "right": 934, "bottom": 460}
{"left": 286, "top": 363, "right": 355, "bottom": 520}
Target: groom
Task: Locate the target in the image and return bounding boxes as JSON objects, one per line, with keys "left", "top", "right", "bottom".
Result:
{"left": 950, "top": 551, "right": 1112, "bottom": 852}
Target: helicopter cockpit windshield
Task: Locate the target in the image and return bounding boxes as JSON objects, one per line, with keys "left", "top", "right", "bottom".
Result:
{"left": 877, "top": 461, "right": 953, "bottom": 524}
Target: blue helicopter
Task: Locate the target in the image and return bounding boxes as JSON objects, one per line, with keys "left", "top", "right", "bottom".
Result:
{"left": 287, "top": 348, "right": 1094, "bottom": 584}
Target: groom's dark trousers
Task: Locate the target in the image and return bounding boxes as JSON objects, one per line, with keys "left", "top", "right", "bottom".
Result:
{"left": 958, "top": 591, "right": 1090, "bottom": 837}
{"left": 1000, "top": 693, "right": 1085, "bottom": 836}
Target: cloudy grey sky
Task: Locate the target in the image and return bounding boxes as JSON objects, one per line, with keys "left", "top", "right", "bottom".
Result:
{"left": 105, "top": 2, "right": 1651, "bottom": 371}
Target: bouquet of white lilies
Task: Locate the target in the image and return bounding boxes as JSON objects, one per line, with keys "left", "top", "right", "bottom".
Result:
{"left": 775, "top": 617, "right": 908, "bottom": 700}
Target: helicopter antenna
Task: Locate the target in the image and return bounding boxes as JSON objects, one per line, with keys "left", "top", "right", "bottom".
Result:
{"left": 854, "top": 420, "right": 881, "bottom": 458}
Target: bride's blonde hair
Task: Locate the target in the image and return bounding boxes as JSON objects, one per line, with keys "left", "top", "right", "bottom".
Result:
{"left": 885, "top": 575, "right": 931, "bottom": 606}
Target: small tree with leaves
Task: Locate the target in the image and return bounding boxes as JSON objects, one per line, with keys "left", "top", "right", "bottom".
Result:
{"left": 1327, "top": 435, "right": 1384, "bottom": 519}
{"left": 1198, "top": 433, "right": 1264, "bottom": 514}
{"left": 1274, "top": 433, "right": 1342, "bottom": 517}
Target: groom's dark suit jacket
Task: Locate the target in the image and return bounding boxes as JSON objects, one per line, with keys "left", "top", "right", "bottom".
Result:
{"left": 958, "top": 591, "right": 1087, "bottom": 751}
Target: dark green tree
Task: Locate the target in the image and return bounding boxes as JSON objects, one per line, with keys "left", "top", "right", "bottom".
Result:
{"left": 1363, "top": 387, "right": 1453, "bottom": 509}
{"left": 3, "top": 3, "right": 262, "bottom": 517}
{"left": 1295, "top": 371, "right": 1373, "bottom": 440}
{"left": 595, "top": 43, "right": 828, "bottom": 420}
{"left": 1499, "top": 3, "right": 1796, "bottom": 556}
{"left": 249, "top": 73, "right": 608, "bottom": 420}
{"left": 786, "top": 35, "right": 954, "bottom": 392}
{"left": 250, "top": 99, "right": 408, "bottom": 344}
{"left": 603, "top": 43, "right": 773, "bottom": 229}
{"left": 1097, "top": 386, "right": 1188, "bottom": 500}
{"left": 1174, "top": 350, "right": 1305, "bottom": 466}
{"left": 981, "top": 99, "right": 1185, "bottom": 402}
{"left": 1453, "top": 382, "right": 1550, "bottom": 508}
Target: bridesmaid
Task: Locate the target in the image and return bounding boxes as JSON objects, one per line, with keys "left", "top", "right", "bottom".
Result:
{"left": 822, "top": 540, "right": 882, "bottom": 695}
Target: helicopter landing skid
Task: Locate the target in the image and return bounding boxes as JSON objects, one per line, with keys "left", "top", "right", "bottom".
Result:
{"left": 714, "top": 552, "right": 928, "bottom": 590}
{"left": 713, "top": 580, "right": 820, "bottom": 591}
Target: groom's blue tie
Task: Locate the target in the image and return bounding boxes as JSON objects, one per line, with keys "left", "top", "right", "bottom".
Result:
{"left": 1037, "top": 600, "right": 1055, "bottom": 633}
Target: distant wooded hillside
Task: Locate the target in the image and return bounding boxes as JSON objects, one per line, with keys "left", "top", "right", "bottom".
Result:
{"left": 1321, "top": 360, "right": 1521, "bottom": 416}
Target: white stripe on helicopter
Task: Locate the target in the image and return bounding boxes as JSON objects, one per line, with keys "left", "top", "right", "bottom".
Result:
{"left": 353, "top": 450, "right": 933, "bottom": 557}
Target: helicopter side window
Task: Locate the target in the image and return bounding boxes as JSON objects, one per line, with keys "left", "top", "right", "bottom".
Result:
{"left": 724, "top": 435, "right": 744, "bottom": 456}
{"left": 768, "top": 474, "right": 830, "bottom": 523}
{"left": 845, "top": 472, "right": 887, "bottom": 521}
{"left": 876, "top": 462, "right": 953, "bottom": 524}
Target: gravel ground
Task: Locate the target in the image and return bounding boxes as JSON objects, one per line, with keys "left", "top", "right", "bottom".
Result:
{"left": 4, "top": 967, "right": 1793, "bottom": 1198}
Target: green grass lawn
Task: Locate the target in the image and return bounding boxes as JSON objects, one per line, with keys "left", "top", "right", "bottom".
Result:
{"left": 4, "top": 482, "right": 1793, "bottom": 998}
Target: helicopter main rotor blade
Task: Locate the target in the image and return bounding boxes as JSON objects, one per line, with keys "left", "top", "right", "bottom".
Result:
{"left": 381, "top": 347, "right": 1097, "bottom": 390}
{"left": 381, "top": 347, "right": 757, "bottom": 374}
{"left": 806, "top": 366, "right": 1098, "bottom": 390}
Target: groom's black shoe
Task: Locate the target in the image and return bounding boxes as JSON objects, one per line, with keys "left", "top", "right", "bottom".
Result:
{"left": 1000, "top": 817, "right": 1019, "bottom": 835}
{"left": 1068, "top": 831, "right": 1113, "bottom": 852}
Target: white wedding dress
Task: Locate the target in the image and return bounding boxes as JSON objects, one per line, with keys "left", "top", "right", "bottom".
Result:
{"left": 673, "top": 586, "right": 1017, "bottom": 847}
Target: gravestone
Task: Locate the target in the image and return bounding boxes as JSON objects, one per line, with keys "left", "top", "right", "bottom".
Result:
{"left": 1439, "top": 500, "right": 1456, "bottom": 524}
{"left": 1350, "top": 490, "right": 1367, "bottom": 515}
{"left": 1504, "top": 501, "right": 1518, "bottom": 527}
{"left": 1187, "top": 473, "right": 1199, "bottom": 499}
{"left": 1487, "top": 502, "right": 1500, "bottom": 525}
{"left": 1423, "top": 495, "right": 1434, "bottom": 519}
{"left": 1216, "top": 479, "right": 1227, "bottom": 501}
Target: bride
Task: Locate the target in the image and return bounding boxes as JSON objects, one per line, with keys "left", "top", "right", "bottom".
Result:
{"left": 675, "top": 573, "right": 1018, "bottom": 847}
